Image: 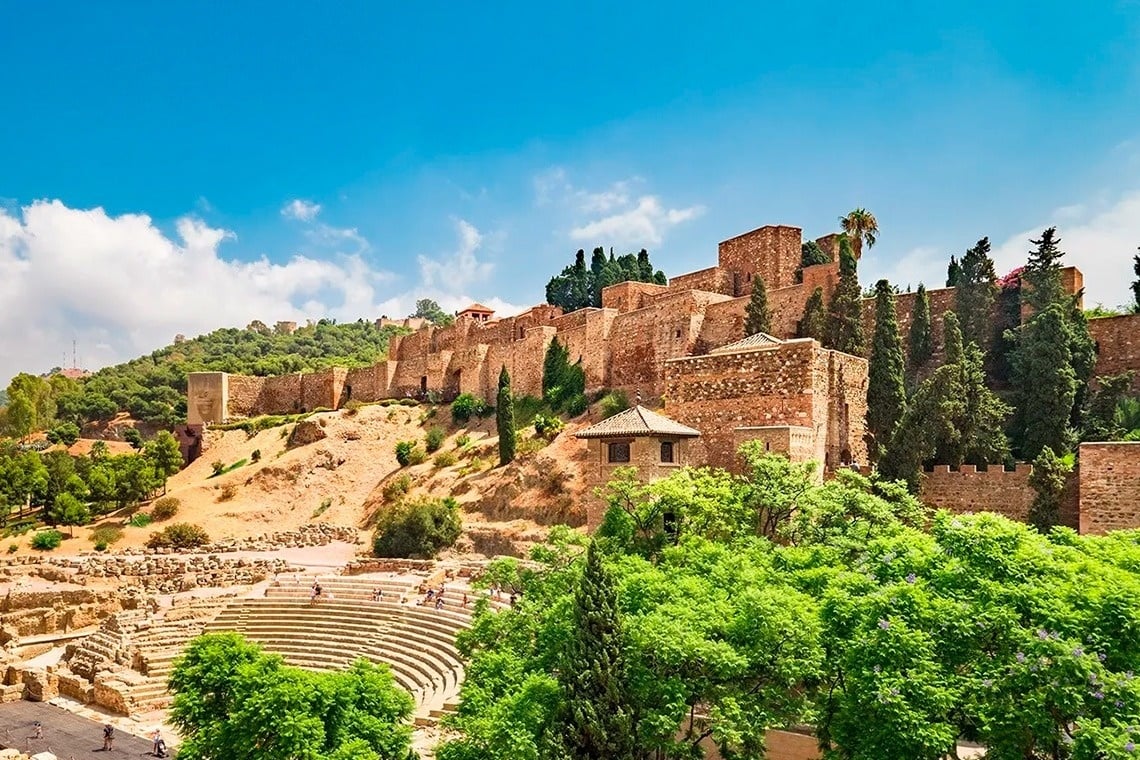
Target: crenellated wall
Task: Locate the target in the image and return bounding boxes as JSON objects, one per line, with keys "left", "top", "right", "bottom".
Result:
{"left": 920, "top": 463, "right": 1080, "bottom": 527}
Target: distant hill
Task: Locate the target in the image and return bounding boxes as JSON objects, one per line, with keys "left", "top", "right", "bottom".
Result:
{"left": 2, "top": 319, "right": 410, "bottom": 432}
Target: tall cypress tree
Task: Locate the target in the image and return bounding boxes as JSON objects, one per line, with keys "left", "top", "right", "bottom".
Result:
{"left": 559, "top": 541, "right": 636, "bottom": 759}
{"left": 946, "top": 255, "right": 963, "bottom": 288}
{"left": 797, "top": 287, "right": 827, "bottom": 342}
{"left": 1022, "top": 227, "right": 1066, "bottom": 315}
{"left": 496, "top": 366, "right": 515, "bottom": 466}
{"left": 825, "top": 235, "right": 864, "bottom": 355}
{"left": 542, "top": 338, "right": 570, "bottom": 403}
{"left": 867, "top": 280, "right": 907, "bottom": 461}
{"left": 743, "top": 275, "right": 773, "bottom": 336}
{"left": 1132, "top": 248, "right": 1140, "bottom": 314}
{"left": 954, "top": 237, "right": 998, "bottom": 349}
{"left": 908, "top": 284, "right": 934, "bottom": 372}
{"left": 1010, "top": 303, "right": 1078, "bottom": 459}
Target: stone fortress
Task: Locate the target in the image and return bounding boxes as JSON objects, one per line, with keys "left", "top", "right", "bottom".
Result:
{"left": 186, "top": 221, "right": 1140, "bottom": 532}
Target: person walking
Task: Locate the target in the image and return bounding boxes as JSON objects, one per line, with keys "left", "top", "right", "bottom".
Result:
{"left": 102, "top": 723, "right": 115, "bottom": 751}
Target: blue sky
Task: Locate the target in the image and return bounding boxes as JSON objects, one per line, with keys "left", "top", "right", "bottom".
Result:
{"left": 2, "top": 2, "right": 1140, "bottom": 382}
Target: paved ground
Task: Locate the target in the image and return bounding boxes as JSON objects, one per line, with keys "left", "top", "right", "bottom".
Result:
{"left": 0, "top": 701, "right": 156, "bottom": 758}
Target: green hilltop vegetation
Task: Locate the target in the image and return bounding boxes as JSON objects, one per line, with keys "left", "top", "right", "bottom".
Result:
{"left": 0, "top": 318, "right": 411, "bottom": 434}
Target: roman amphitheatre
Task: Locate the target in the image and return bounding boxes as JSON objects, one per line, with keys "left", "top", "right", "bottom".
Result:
{"left": 1, "top": 216, "right": 1140, "bottom": 760}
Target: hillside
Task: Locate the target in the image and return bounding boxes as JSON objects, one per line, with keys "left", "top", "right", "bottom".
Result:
{"left": 7, "top": 400, "right": 589, "bottom": 558}
{"left": 0, "top": 319, "right": 410, "bottom": 435}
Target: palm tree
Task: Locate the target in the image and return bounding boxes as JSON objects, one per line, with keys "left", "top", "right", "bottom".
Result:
{"left": 839, "top": 208, "right": 879, "bottom": 251}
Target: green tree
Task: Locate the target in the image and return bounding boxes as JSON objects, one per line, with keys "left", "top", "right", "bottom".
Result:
{"left": 839, "top": 207, "right": 879, "bottom": 251}
{"left": 557, "top": 540, "right": 635, "bottom": 760}
{"left": 123, "top": 427, "right": 143, "bottom": 450}
{"left": 1027, "top": 446, "right": 1073, "bottom": 532}
{"left": 1132, "top": 247, "right": 1140, "bottom": 313}
{"left": 945, "top": 255, "right": 962, "bottom": 287}
{"left": 825, "top": 235, "right": 864, "bottom": 355}
{"left": 412, "top": 298, "right": 455, "bottom": 326}
{"left": 867, "top": 280, "right": 907, "bottom": 460}
{"left": 953, "top": 237, "right": 998, "bottom": 349}
{"left": 1009, "top": 303, "right": 1078, "bottom": 459}
{"left": 797, "top": 287, "right": 828, "bottom": 342}
{"left": 46, "top": 421, "right": 81, "bottom": 446}
{"left": 908, "top": 284, "right": 934, "bottom": 372}
{"left": 801, "top": 240, "right": 831, "bottom": 267}
{"left": 496, "top": 366, "right": 516, "bottom": 466}
{"left": 1081, "top": 371, "right": 1136, "bottom": 442}
{"left": 743, "top": 275, "right": 772, "bottom": 336}
{"left": 1021, "top": 227, "right": 1067, "bottom": 315}
{"left": 541, "top": 337, "right": 585, "bottom": 412}
{"left": 144, "top": 430, "right": 184, "bottom": 492}
{"left": 49, "top": 492, "right": 90, "bottom": 537}
{"left": 372, "top": 496, "right": 462, "bottom": 558}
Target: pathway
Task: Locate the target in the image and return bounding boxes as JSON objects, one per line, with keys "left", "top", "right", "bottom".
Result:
{"left": 0, "top": 701, "right": 155, "bottom": 757}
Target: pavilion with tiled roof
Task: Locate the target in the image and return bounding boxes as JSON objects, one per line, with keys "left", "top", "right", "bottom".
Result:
{"left": 456, "top": 303, "right": 495, "bottom": 323}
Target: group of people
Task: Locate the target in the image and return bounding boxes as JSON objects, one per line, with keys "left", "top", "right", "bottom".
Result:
{"left": 309, "top": 582, "right": 335, "bottom": 603}
{"left": 418, "top": 585, "right": 449, "bottom": 609}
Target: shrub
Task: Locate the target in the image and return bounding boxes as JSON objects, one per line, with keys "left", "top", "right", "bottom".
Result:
{"left": 372, "top": 496, "right": 462, "bottom": 559}
{"left": 343, "top": 399, "right": 363, "bottom": 417}
{"left": 451, "top": 394, "right": 484, "bottom": 424}
{"left": 218, "top": 484, "right": 237, "bottom": 502}
{"left": 210, "top": 460, "right": 225, "bottom": 476}
{"left": 90, "top": 525, "right": 124, "bottom": 546}
{"left": 147, "top": 522, "right": 210, "bottom": 550}
{"left": 512, "top": 395, "right": 546, "bottom": 427}
{"left": 407, "top": 447, "right": 427, "bottom": 466}
{"left": 251, "top": 449, "right": 262, "bottom": 463}
{"left": 382, "top": 474, "right": 412, "bottom": 503}
{"left": 398, "top": 398, "right": 419, "bottom": 406}
{"left": 425, "top": 427, "right": 446, "bottom": 453}
{"left": 94, "top": 541, "right": 108, "bottom": 552}
{"left": 599, "top": 390, "right": 631, "bottom": 419}
{"left": 459, "top": 457, "right": 488, "bottom": 476}
{"left": 395, "top": 441, "right": 417, "bottom": 467}
{"left": 434, "top": 451, "right": 457, "bottom": 468}
{"left": 7, "top": 544, "right": 17, "bottom": 553}
{"left": 151, "top": 497, "right": 180, "bottom": 521}
{"left": 565, "top": 393, "right": 590, "bottom": 417}
{"left": 517, "top": 437, "right": 546, "bottom": 458}
{"left": 31, "top": 530, "right": 63, "bottom": 551}
{"left": 312, "top": 498, "right": 332, "bottom": 518}
{"left": 534, "top": 414, "right": 565, "bottom": 440}
{"left": 128, "top": 512, "right": 153, "bottom": 528}
{"left": 455, "top": 433, "right": 471, "bottom": 449}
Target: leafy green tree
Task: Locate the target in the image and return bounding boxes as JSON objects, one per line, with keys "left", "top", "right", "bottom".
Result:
{"left": 1009, "top": 303, "right": 1078, "bottom": 459}
{"left": 801, "top": 240, "right": 831, "bottom": 267}
{"left": 825, "top": 235, "right": 865, "bottom": 355}
{"left": 839, "top": 207, "right": 879, "bottom": 251}
{"left": 46, "top": 421, "right": 81, "bottom": 446}
{"left": 144, "top": 430, "right": 184, "bottom": 490}
{"left": 546, "top": 247, "right": 667, "bottom": 313}
{"left": 952, "top": 236, "right": 998, "bottom": 349}
{"left": 496, "top": 366, "right": 516, "bottom": 466}
{"left": 123, "top": 428, "right": 143, "bottom": 450}
{"left": 1027, "top": 446, "right": 1073, "bottom": 532}
{"left": 169, "top": 633, "right": 414, "bottom": 760}
{"left": 1132, "top": 247, "right": 1140, "bottom": 313}
{"left": 412, "top": 298, "right": 454, "bottom": 326}
{"left": 867, "top": 280, "right": 907, "bottom": 460}
{"left": 945, "top": 255, "right": 963, "bottom": 287}
{"left": 743, "top": 275, "right": 772, "bottom": 336}
{"left": 557, "top": 540, "right": 636, "bottom": 760}
{"left": 372, "top": 495, "right": 462, "bottom": 558}
{"left": 1081, "top": 372, "right": 1136, "bottom": 442}
{"left": 1022, "top": 227, "right": 1068, "bottom": 315}
{"left": 49, "top": 492, "right": 90, "bottom": 537}
{"left": 908, "top": 284, "right": 934, "bottom": 372}
{"left": 797, "top": 286, "right": 828, "bottom": 342}
{"left": 541, "top": 338, "right": 585, "bottom": 412}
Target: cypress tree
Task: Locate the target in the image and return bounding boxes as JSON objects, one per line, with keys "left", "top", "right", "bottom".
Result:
{"left": 825, "top": 235, "right": 864, "bottom": 355}
{"left": 559, "top": 541, "right": 636, "bottom": 759}
{"left": 946, "top": 255, "right": 963, "bottom": 288}
{"left": 797, "top": 287, "right": 827, "bottom": 342}
{"left": 908, "top": 284, "right": 934, "bottom": 372}
{"left": 1022, "top": 227, "right": 1066, "bottom": 315}
{"left": 543, "top": 338, "right": 570, "bottom": 403}
{"left": 1027, "top": 446, "right": 1072, "bottom": 533}
{"left": 743, "top": 275, "right": 773, "bottom": 336}
{"left": 954, "top": 237, "right": 998, "bottom": 349}
{"left": 1133, "top": 248, "right": 1140, "bottom": 313}
{"left": 867, "top": 280, "right": 907, "bottom": 461}
{"left": 1010, "top": 303, "right": 1078, "bottom": 459}
{"left": 496, "top": 366, "right": 515, "bottom": 466}
{"left": 636, "top": 249, "right": 653, "bottom": 281}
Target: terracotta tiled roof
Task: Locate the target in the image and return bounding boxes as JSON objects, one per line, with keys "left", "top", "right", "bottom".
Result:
{"left": 710, "top": 332, "right": 783, "bottom": 354}
{"left": 575, "top": 405, "right": 700, "bottom": 439}
{"left": 458, "top": 303, "right": 495, "bottom": 314}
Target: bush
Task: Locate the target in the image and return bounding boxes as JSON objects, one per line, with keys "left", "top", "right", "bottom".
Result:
{"left": 251, "top": 449, "right": 262, "bottom": 463}
{"left": 565, "top": 393, "right": 590, "bottom": 417}
{"left": 395, "top": 441, "right": 417, "bottom": 467}
{"left": 128, "top": 512, "right": 153, "bottom": 528}
{"left": 455, "top": 434, "right": 471, "bottom": 449}
{"left": 7, "top": 544, "right": 17, "bottom": 554}
{"left": 151, "top": 497, "right": 180, "bottom": 521}
{"left": 147, "top": 522, "right": 210, "bottom": 550}
{"left": 372, "top": 496, "right": 462, "bottom": 559}
{"left": 517, "top": 437, "right": 546, "bottom": 458}
{"left": 425, "top": 427, "right": 446, "bottom": 453}
{"left": 513, "top": 395, "right": 547, "bottom": 427}
{"left": 210, "top": 460, "right": 225, "bottom": 476}
{"left": 407, "top": 447, "right": 427, "bottom": 466}
{"left": 312, "top": 497, "right": 332, "bottom": 518}
{"left": 90, "top": 525, "right": 124, "bottom": 546}
{"left": 31, "top": 530, "right": 63, "bottom": 551}
{"left": 451, "top": 394, "right": 485, "bottom": 424}
{"left": 94, "top": 541, "right": 108, "bottom": 552}
{"left": 534, "top": 414, "right": 565, "bottom": 440}
{"left": 599, "top": 390, "right": 631, "bottom": 419}
{"left": 217, "top": 484, "right": 237, "bottom": 502}
{"left": 398, "top": 398, "right": 419, "bottom": 406}
{"left": 382, "top": 474, "right": 412, "bottom": 503}
{"left": 434, "top": 451, "right": 457, "bottom": 468}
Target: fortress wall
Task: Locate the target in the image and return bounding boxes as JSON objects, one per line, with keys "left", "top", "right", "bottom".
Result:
{"left": 299, "top": 368, "right": 344, "bottom": 411}
{"left": 861, "top": 286, "right": 956, "bottom": 370}
{"left": 667, "top": 266, "right": 735, "bottom": 296}
{"left": 227, "top": 374, "right": 268, "bottom": 417}
{"left": 719, "top": 225, "right": 803, "bottom": 293}
{"left": 391, "top": 327, "right": 434, "bottom": 361}
{"left": 430, "top": 320, "right": 474, "bottom": 353}
{"left": 601, "top": 281, "right": 670, "bottom": 312}
{"left": 186, "top": 372, "right": 228, "bottom": 425}
{"left": 732, "top": 425, "right": 818, "bottom": 472}
{"left": 824, "top": 350, "right": 870, "bottom": 467}
{"left": 1079, "top": 442, "right": 1140, "bottom": 534}
{"left": 1089, "top": 314, "right": 1140, "bottom": 391}
{"left": 555, "top": 310, "right": 615, "bottom": 391}
{"left": 664, "top": 341, "right": 821, "bottom": 471}
{"left": 258, "top": 374, "right": 301, "bottom": 413}
{"left": 919, "top": 464, "right": 1079, "bottom": 528}
{"left": 345, "top": 365, "right": 381, "bottom": 402}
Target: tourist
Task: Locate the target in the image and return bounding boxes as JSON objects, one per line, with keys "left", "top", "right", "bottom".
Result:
{"left": 425, "top": 588, "right": 435, "bottom": 601}
{"left": 310, "top": 582, "right": 322, "bottom": 604}
{"left": 462, "top": 593, "right": 468, "bottom": 608}
{"left": 153, "top": 729, "right": 167, "bottom": 757}
{"left": 102, "top": 723, "right": 115, "bottom": 751}
{"left": 30, "top": 721, "right": 42, "bottom": 740}
{"left": 434, "top": 596, "right": 444, "bottom": 610}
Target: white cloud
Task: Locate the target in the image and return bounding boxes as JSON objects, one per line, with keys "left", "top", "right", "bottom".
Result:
{"left": 417, "top": 219, "right": 494, "bottom": 291}
{"left": 571, "top": 195, "right": 706, "bottom": 246}
{"left": 574, "top": 180, "right": 633, "bottom": 214}
{"left": 0, "top": 200, "right": 403, "bottom": 383}
{"left": 281, "top": 199, "right": 322, "bottom": 222}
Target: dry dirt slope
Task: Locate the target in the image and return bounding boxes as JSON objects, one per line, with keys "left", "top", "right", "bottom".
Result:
{"left": 66, "top": 403, "right": 592, "bottom": 556}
